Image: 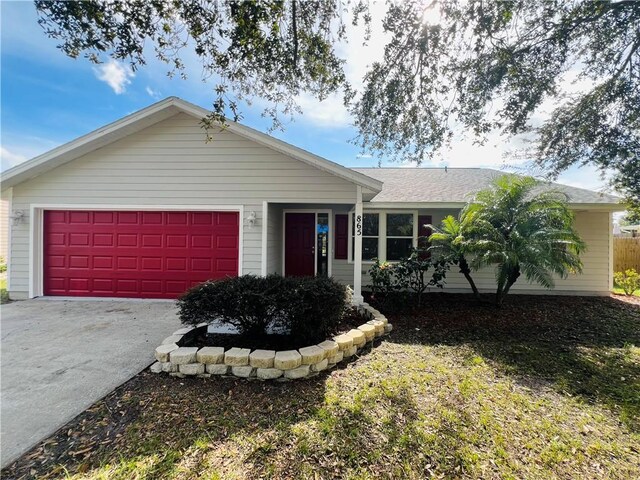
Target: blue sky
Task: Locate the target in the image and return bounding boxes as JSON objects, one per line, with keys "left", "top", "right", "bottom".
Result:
{"left": 0, "top": 1, "right": 611, "bottom": 194}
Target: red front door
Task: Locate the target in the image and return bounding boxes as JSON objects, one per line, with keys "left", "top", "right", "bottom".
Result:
{"left": 43, "top": 210, "right": 239, "bottom": 299}
{"left": 285, "top": 212, "right": 315, "bottom": 277}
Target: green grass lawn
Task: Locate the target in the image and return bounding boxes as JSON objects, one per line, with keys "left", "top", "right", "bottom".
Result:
{"left": 3, "top": 295, "right": 639, "bottom": 480}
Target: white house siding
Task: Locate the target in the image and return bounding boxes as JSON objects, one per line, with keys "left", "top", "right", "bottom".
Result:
{"left": 8, "top": 113, "right": 358, "bottom": 299}
{"left": 0, "top": 195, "right": 9, "bottom": 261}
{"left": 333, "top": 209, "right": 612, "bottom": 296}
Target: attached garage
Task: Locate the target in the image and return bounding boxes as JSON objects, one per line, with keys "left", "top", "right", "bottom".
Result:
{"left": 43, "top": 210, "right": 239, "bottom": 299}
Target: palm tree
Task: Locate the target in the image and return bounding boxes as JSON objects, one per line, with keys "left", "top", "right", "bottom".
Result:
{"left": 428, "top": 215, "right": 481, "bottom": 300}
{"left": 463, "top": 175, "right": 585, "bottom": 305}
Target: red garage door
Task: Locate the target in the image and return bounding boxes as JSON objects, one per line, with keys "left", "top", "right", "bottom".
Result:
{"left": 43, "top": 210, "right": 239, "bottom": 299}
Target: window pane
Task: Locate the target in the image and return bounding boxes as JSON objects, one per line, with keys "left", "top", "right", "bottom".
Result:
{"left": 387, "top": 238, "right": 413, "bottom": 261}
{"left": 353, "top": 213, "right": 379, "bottom": 236}
{"left": 363, "top": 237, "right": 379, "bottom": 260}
{"left": 353, "top": 237, "right": 379, "bottom": 260}
{"left": 387, "top": 213, "right": 413, "bottom": 237}
{"left": 317, "top": 213, "right": 329, "bottom": 276}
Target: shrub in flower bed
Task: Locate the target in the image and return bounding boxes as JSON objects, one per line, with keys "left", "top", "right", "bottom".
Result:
{"left": 178, "top": 274, "right": 347, "bottom": 344}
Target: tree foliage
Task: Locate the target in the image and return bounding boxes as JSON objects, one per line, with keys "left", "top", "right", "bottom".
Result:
{"left": 35, "top": 0, "right": 354, "bottom": 129}
{"left": 620, "top": 204, "right": 640, "bottom": 226}
{"left": 428, "top": 215, "right": 481, "bottom": 299}
{"left": 353, "top": 0, "right": 639, "bottom": 204}
{"left": 34, "top": 0, "right": 639, "bottom": 203}
{"left": 468, "top": 175, "right": 585, "bottom": 304}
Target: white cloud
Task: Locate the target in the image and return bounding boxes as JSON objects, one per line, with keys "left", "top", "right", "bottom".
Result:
{"left": 145, "top": 86, "right": 162, "bottom": 99}
{"left": 0, "top": 146, "right": 28, "bottom": 170}
{"left": 93, "top": 60, "right": 134, "bottom": 94}
{"left": 556, "top": 164, "right": 614, "bottom": 193}
{"left": 296, "top": 93, "right": 351, "bottom": 127}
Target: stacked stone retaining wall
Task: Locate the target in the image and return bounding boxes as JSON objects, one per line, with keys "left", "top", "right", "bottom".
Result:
{"left": 151, "top": 304, "right": 392, "bottom": 381}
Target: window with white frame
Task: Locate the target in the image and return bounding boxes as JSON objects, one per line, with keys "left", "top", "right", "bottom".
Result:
{"left": 350, "top": 211, "right": 417, "bottom": 262}
{"left": 351, "top": 213, "right": 379, "bottom": 260}
{"left": 386, "top": 213, "right": 414, "bottom": 260}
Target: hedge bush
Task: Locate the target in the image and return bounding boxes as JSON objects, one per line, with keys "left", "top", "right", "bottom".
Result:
{"left": 177, "top": 274, "right": 347, "bottom": 343}
{"left": 286, "top": 276, "right": 348, "bottom": 344}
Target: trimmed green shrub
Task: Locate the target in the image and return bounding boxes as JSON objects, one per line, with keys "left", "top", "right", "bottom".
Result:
{"left": 614, "top": 269, "right": 640, "bottom": 296}
{"left": 177, "top": 274, "right": 347, "bottom": 343}
{"left": 0, "top": 257, "right": 6, "bottom": 274}
{"left": 286, "top": 276, "right": 348, "bottom": 344}
{"left": 178, "top": 274, "right": 288, "bottom": 337}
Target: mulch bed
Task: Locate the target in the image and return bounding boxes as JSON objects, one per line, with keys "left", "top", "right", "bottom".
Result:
{"left": 368, "top": 291, "right": 639, "bottom": 336}
{"left": 187, "top": 306, "right": 368, "bottom": 350}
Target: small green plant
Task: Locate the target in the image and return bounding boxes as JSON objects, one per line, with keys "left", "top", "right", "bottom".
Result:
{"left": 368, "top": 251, "right": 449, "bottom": 306}
{"left": 368, "top": 259, "right": 397, "bottom": 297}
{"left": 0, "top": 257, "right": 7, "bottom": 274}
{"left": 613, "top": 269, "right": 640, "bottom": 296}
{"left": 394, "top": 249, "right": 449, "bottom": 306}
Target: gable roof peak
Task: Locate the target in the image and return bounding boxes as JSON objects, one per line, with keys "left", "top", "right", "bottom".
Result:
{"left": 2, "top": 96, "right": 382, "bottom": 192}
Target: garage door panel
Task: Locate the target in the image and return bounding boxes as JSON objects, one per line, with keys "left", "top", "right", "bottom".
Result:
{"left": 44, "top": 210, "right": 239, "bottom": 299}
{"left": 69, "top": 256, "right": 90, "bottom": 269}
{"left": 166, "top": 235, "right": 187, "bottom": 248}
{"left": 69, "top": 211, "right": 90, "bottom": 224}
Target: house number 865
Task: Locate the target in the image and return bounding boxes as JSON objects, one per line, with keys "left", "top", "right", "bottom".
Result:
{"left": 356, "top": 215, "right": 363, "bottom": 236}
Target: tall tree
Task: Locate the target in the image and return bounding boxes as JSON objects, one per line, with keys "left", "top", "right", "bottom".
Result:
{"left": 34, "top": 1, "right": 639, "bottom": 203}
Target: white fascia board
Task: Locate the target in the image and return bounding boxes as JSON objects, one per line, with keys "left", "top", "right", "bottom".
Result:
{"left": 567, "top": 203, "right": 626, "bottom": 212}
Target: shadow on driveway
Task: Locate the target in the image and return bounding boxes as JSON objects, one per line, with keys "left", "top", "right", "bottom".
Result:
{"left": 0, "top": 298, "right": 180, "bottom": 467}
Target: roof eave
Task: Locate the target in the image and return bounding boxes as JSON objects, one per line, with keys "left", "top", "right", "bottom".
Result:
{"left": 364, "top": 201, "right": 624, "bottom": 211}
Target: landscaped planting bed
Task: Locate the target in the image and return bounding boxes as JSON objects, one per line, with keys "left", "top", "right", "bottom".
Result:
{"left": 151, "top": 303, "right": 393, "bottom": 381}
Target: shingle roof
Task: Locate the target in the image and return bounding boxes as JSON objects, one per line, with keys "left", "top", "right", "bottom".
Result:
{"left": 351, "top": 168, "right": 621, "bottom": 205}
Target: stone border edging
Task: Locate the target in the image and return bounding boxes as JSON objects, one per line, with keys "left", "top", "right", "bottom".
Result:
{"left": 150, "top": 303, "right": 392, "bottom": 381}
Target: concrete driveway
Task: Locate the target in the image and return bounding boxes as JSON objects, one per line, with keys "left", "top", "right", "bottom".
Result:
{"left": 0, "top": 298, "right": 180, "bottom": 468}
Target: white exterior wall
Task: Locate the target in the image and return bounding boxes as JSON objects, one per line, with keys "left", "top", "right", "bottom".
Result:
{"left": 8, "top": 113, "right": 358, "bottom": 298}
{"left": 334, "top": 209, "right": 612, "bottom": 296}
{"left": 0, "top": 194, "right": 9, "bottom": 261}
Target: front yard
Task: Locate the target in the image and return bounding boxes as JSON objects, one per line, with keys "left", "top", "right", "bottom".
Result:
{"left": 3, "top": 294, "right": 639, "bottom": 479}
